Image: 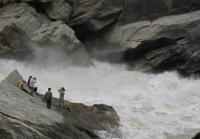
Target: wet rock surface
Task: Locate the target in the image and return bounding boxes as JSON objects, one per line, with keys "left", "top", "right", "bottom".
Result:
{"left": 0, "top": 71, "right": 120, "bottom": 139}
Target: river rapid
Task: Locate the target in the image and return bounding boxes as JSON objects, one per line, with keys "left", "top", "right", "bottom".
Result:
{"left": 0, "top": 59, "right": 200, "bottom": 139}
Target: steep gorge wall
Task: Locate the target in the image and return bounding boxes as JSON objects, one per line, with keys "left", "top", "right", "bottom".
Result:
{"left": 119, "top": 0, "right": 200, "bottom": 24}
{"left": 0, "top": 0, "right": 200, "bottom": 74}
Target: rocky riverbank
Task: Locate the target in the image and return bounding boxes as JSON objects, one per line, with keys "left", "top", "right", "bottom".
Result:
{"left": 1, "top": 1, "right": 200, "bottom": 138}
{"left": 0, "top": 70, "right": 120, "bottom": 139}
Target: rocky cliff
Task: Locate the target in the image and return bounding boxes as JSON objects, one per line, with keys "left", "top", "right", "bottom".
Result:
{"left": 1, "top": 0, "right": 200, "bottom": 138}
{"left": 0, "top": 70, "right": 120, "bottom": 139}
{"left": 0, "top": 0, "right": 200, "bottom": 74}
{"left": 82, "top": 0, "right": 200, "bottom": 76}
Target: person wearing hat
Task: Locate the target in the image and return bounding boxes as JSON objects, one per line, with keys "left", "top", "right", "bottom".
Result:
{"left": 58, "top": 87, "right": 65, "bottom": 107}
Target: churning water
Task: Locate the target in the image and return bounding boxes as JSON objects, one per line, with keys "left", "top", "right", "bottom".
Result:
{"left": 0, "top": 59, "right": 200, "bottom": 139}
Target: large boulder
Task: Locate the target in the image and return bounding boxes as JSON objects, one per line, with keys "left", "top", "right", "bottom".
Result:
{"left": 0, "top": 71, "right": 120, "bottom": 139}
{"left": 0, "top": 3, "right": 44, "bottom": 37}
{"left": 68, "top": 0, "right": 124, "bottom": 36}
{"left": 32, "top": 21, "right": 81, "bottom": 49}
{"left": 0, "top": 3, "right": 90, "bottom": 63}
{"left": 0, "top": 3, "right": 47, "bottom": 59}
{"left": 41, "top": 0, "right": 72, "bottom": 22}
{"left": 64, "top": 102, "right": 120, "bottom": 130}
{"left": 119, "top": 10, "right": 200, "bottom": 75}
{"left": 0, "top": 23, "right": 28, "bottom": 54}
{"left": 0, "top": 2, "right": 78, "bottom": 45}
{"left": 85, "top": 10, "right": 200, "bottom": 75}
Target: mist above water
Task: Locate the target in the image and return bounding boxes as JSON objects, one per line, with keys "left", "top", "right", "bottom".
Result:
{"left": 0, "top": 54, "right": 200, "bottom": 139}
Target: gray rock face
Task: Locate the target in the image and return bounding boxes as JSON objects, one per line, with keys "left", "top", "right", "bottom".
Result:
{"left": 42, "top": 0, "right": 72, "bottom": 22}
{"left": 0, "top": 3, "right": 42, "bottom": 35}
{"left": 0, "top": 2, "right": 90, "bottom": 63}
{"left": 3, "top": 70, "right": 23, "bottom": 86}
{"left": 32, "top": 21, "right": 80, "bottom": 49}
{"left": 0, "top": 71, "right": 120, "bottom": 139}
{"left": 0, "top": 0, "right": 200, "bottom": 73}
{"left": 105, "top": 10, "right": 200, "bottom": 47}
{"left": 0, "top": 2, "right": 79, "bottom": 45}
{"left": 118, "top": 0, "right": 200, "bottom": 25}
{"left": 65, "top": 0, "right": 200, "bottom": 35}
{"left": 0, "top": 23, "right": 27, "bottom": 54}
{"left": 69, "top": 0, "right": 124, "bottom": 35}
{"left": 86, "top": 10, "right": 200, "bottom": 75}
{"left": 0, "top": 0, "right": 51, "bottom": 4}
{"left": 1, "top": 0, "right": 200, "bottom": 66}
{"left": 119, "top": 0, "right": 168, "bottom": 25}
{"left": 0, "top": 3, "right": 47, "bottom": 53}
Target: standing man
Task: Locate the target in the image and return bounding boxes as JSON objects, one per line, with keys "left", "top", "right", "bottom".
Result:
{"left": 58, "top": 87, "right": 65, "bottom": 107}
{"left": 44, "top": 88, "right": 53, "bottom": 109}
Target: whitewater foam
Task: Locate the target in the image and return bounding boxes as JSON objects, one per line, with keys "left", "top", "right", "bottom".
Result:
{"left": 0, "top": 59, "right": 200, "bottom": 139}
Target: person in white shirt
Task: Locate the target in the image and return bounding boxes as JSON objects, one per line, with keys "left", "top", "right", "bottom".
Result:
{"left": 30, "top": 77, "right": 37, "bottom": 96}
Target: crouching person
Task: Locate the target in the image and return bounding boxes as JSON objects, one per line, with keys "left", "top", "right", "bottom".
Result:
{"left": 44, "top": 88, "right": 52, "bottom": 109}
{"left": 17, "top": 80, "right": 29, "bottom": 94}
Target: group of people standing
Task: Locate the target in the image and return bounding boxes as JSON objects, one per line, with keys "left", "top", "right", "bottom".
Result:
{"left": 44, "top": 87, "right": 65, "bottom": 109}
{"left": 18, "top": 76, "right": 66, "bottom": 109}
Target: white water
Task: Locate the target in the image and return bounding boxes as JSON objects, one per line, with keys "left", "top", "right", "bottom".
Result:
{"left": 0, "top": 59, "right": 200, "bottom": 139}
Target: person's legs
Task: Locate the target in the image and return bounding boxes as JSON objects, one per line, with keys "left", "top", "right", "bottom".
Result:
{"left": 61, "top": 97, "right": 64, "bottom": 107}
{"left": 49, "top": 100, "right": 52, "bottom": 109}
{"left": 33, "top": 87, "right": 39, "bottom": 95}
{"left": 30, "top": 87, "right": 34, "bottom": 96}
{"left": 47, "top": 99, "right": 51, "bottom": 109}
{"left": 46, "top": 100, "right": 49, "bottom": 108}
{"left": 59, "top": 97, "right": 61, "bottom": 106}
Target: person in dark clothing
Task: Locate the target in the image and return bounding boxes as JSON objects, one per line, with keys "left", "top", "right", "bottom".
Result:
{"left": 44, "top": 88, "right": 53, "bottom": 109}
{"left": 27, "top": 76, "right": 32, "bottom": 88}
